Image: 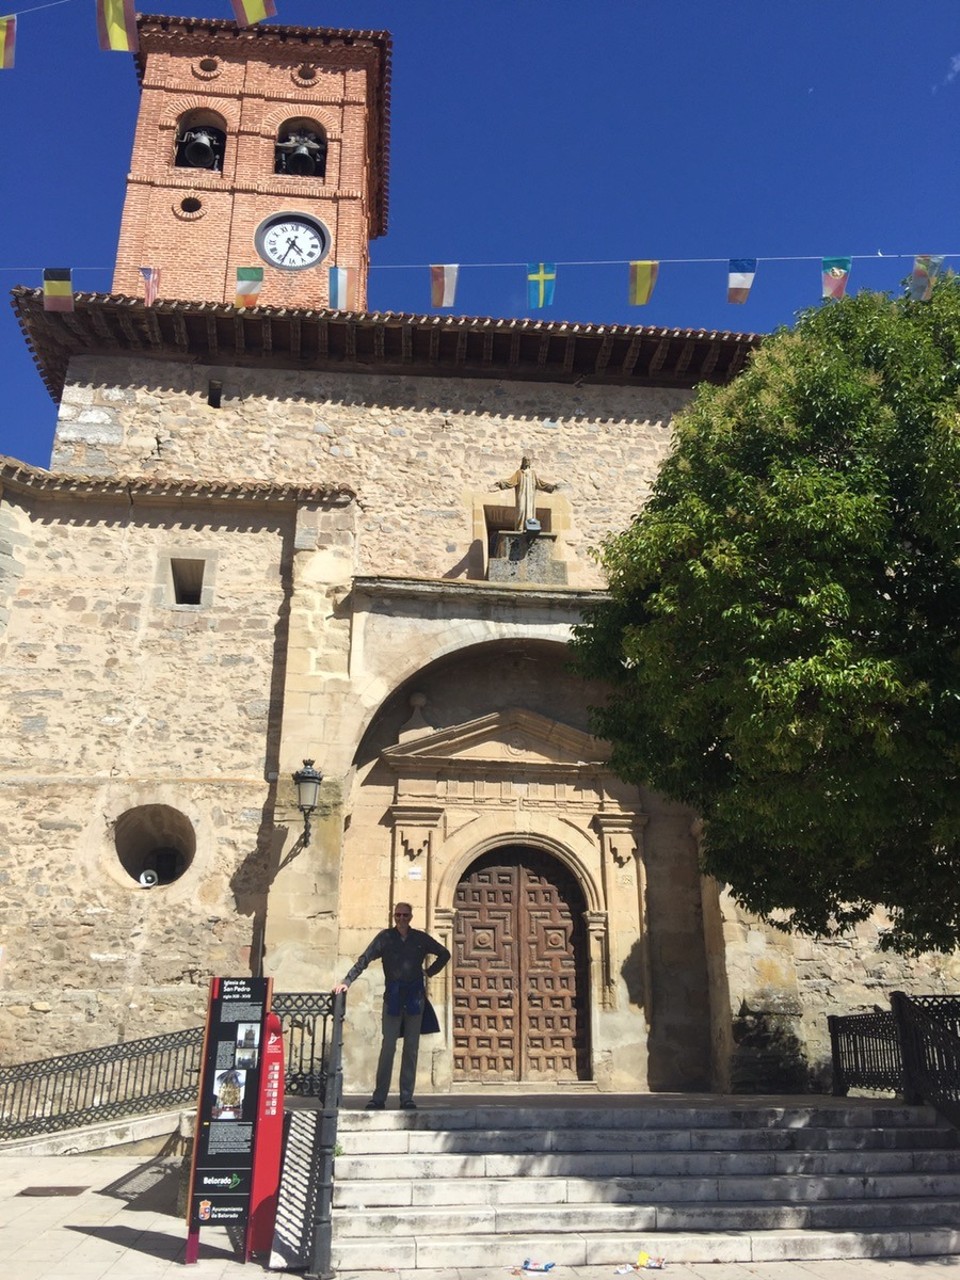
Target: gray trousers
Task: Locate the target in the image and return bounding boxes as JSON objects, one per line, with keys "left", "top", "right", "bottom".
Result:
{"left": 372, "top": 1005, "right": 423, "bottom": 1104}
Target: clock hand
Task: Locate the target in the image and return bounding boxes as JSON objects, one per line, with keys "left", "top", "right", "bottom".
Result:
{"left": 280, "top": 236, "right": 299, "bottom": 263}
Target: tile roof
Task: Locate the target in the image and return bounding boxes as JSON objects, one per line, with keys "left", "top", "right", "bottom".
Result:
{"left": 11, "top": 289, "right": 762, "bottom": 405}
{"left": 0, "top": 456, "right": 355, "bottom": 506}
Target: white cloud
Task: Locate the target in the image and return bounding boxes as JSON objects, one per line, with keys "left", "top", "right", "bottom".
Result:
{"left": 946, "top": 53, "right": 960, "bottom": 83}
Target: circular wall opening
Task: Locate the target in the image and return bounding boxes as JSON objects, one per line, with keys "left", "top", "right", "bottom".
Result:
{"left": 297, "top": 64, "right": 317, "bottom": 80}
{"left": 199, "top": 57, "right": 219, "bottom": 72}
{"left": 181, "top": 196, "right": 202, "bottom": 214}
{"left": 114, "top": 804, "right": 196, "bottom": 888}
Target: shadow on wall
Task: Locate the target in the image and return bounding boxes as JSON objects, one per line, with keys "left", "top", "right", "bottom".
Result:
{"left": 730, "top": 1003, "right": 823, "bottom": 1094}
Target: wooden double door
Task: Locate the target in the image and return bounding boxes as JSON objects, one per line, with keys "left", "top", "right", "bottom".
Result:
{"left": 452, "top": 847, "right": 589, "bottom": 1082}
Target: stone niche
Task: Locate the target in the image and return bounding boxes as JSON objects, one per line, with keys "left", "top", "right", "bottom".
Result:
{"left": 489, "top": 531, "right": 568, "bottom": 585}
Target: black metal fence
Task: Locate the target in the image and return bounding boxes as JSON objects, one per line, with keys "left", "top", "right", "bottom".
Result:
{"left": 0, "top": 991, "right": 338, "bottom": 1142}
{"left": 829, "top": 991, "right": 960, "bottom": 1127}
{"left": 828, "top": 1007, "right": 903, "bottom": 1095}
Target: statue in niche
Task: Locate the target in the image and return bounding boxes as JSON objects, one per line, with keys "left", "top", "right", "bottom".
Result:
{"left": 495, "top": 456, "right": 557, "bottom": 532}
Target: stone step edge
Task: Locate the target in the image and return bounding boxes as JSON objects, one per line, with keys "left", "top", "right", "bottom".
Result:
{"left": 331, "top": 1226, "right": 960, "bottom": 1268}
{"left": 333, "top": 1195, "right": 960, "bottom": 1230}
{"left": 333, "top": 1170, "right": 960, "bottom": 1196}
{"left": 338, "top": 1108, "right": 945, "bottom": 1130}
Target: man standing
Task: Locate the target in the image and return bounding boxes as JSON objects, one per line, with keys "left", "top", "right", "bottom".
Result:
{"left": 334, "top": 903, "right": 450, "bottom": 1110}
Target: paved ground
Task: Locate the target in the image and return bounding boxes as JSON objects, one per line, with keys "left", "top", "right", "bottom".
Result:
{"left": 3, "top": 1152, "right": 960, "bottom": 1280}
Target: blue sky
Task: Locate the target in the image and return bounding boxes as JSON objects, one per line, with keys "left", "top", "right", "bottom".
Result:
{"left": 2, "top": 0, "right": 959, "bottom": 468}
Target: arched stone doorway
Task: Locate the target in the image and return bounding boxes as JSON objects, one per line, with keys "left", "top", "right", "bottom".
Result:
{"left": 453, "top": 845, "right": 590, "bottom": 1083}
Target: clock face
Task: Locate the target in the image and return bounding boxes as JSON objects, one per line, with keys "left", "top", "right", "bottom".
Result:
{"left": 254, "top": 213, "right": 331, "bottom": 271}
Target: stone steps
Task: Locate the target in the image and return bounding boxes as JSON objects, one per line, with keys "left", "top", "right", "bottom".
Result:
{"left": 329, "top": 1099, "right": 960, "bottom": 1268}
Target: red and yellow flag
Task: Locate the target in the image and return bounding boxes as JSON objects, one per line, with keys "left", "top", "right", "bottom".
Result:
{"left": 0, "top": 16, "right": 16, "bottom": 70}
{"left": 97, "top": 0, "right": 138, "bottom": 52}
{"left": 231, "top": 0, "right": 277, "bottom": 26}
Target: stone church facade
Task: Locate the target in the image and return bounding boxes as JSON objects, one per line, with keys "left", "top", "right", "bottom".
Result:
{"left": 2, "top": 15, "right": 958, "bottom": 1095}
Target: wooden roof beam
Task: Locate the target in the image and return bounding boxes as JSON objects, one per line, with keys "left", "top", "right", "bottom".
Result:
{"left": 594, "top": 335, "right": 614, "bottom": 375}
{"left": 649, "top": 337, "right": 671, "bottom": 374}
{"left": 675, "top": 340, "right": 696, "bottom": 375}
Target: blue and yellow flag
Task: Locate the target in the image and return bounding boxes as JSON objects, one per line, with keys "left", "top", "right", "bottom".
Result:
{"left": 527, "top": 263, "right": 556, "bottom": 309}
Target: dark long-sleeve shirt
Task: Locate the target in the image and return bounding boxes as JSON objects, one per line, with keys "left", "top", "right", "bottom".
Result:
{"left": 342, "top": 927, "right": 450, "bottom": 988}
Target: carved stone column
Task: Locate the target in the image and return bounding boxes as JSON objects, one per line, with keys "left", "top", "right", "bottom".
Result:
{"left": 592, "top": 811, "right": 650, "bottom": 1018}
{"left": 584, "top": 909, "right": 612, "bottom": 1012}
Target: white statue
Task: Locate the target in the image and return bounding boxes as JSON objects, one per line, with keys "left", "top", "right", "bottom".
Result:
{"left": 495, "top": 456, "right": 557, "bottom": 532}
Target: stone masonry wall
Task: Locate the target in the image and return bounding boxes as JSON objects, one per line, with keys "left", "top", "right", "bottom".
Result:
{"left": 0, "top": 490, "right": 293, "bottom": 1062}
{"left": 52, "top": 357, "right": 689, "bottom": 589}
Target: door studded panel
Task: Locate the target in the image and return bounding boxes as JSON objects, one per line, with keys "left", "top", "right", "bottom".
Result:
{"left": 453, "top": 848, "right": 589, "bottom": 1082}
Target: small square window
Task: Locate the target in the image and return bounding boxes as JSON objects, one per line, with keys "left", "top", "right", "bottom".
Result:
{"left": 170, "top": 558, "right": 205, "bottom": 606}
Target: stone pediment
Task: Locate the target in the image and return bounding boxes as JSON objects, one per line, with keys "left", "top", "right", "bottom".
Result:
{"left": 381, "top": 708, "right": 609, "bottom": 774}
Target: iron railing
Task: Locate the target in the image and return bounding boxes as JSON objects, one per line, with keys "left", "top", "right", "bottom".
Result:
{"left": 891, "top": 992, "right": 960, "bottom": 1126}
{"left": 830, "top": 991, "right": 960, "bottom": 1127}
{"left": 828, "top": 1007, "right": 903, "bottom": 1096}
{"left": 0, "top": 991, "right": 337, "bottom": 1141}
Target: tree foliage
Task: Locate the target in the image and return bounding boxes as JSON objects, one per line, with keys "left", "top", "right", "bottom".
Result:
{"left": 571, "top": 282, "right": 960, "bottom": 953}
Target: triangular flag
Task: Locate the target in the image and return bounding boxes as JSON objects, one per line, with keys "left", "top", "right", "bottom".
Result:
{"left": 139, "top": 267, "right": 160, "bottom": 307}
{"left": 96, "top": 0, "right": 138, "bottom": 52}
{"left": 727, "top": 258, "right": 757, "bottom": 304}
{"left": 0, "top": 15, "right": 16, "bottom": 69}
{"left": 235, "top": 267, "right": 264, "bottom": 308}
{"left": 430, "top": 264, "right": 459, "bottom": 308}
{"left": 231, "top": 0, "right": 277, "bottom": 27}
{"left": 43, "top": 268, "right": 74, "bottom": 313}
{"left": 628, "top": 261, "right": 659, "bottom": 305}
{"left": 822, "top": 257, "right": 851, "bottom": 300}
{"left": 329, "top": 266, "right": 358, "bottom": 310}
{"left": 527, "top": 263, "right": 556, "bottom": 309}
{"left": 909, "top": 255, "right": 945, "bottom": 302}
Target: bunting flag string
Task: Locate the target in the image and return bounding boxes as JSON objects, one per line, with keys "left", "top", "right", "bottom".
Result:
{"left": 0, "top": 15, "right": 16, "bottom": 68}
{"left": 21, "top": 251, "right": 956, "bottom": 318}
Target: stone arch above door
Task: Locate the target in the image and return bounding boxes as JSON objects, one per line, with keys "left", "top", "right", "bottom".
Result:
{"left": 378, "top": 706, "right": 649, "bottom": 1021}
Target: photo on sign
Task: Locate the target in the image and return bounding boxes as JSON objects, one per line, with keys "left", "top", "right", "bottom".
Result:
{"left": 212, "top": 1067, "right": 246, "bottom": 1120}
{"left": 235, "top": 1021, "right": 260, "bottom": 1069}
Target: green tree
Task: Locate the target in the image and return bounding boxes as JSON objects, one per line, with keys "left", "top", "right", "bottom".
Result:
{"left": 572, "top": 282, "right": 960, "bottom": 953}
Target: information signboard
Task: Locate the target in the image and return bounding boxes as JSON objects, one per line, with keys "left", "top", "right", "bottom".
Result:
{"left": 185, "top": 976, "right": 274, "bottom": 1263}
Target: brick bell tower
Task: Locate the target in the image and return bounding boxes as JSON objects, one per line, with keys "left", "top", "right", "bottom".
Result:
{"left": 112, "top": 14, "right": 390, "bottom": 309}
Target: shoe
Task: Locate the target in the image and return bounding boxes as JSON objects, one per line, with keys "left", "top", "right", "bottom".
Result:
{"left": 365, "top": 1100, "right": 384, "bottom": 1110}
{"left": 399, "top": 1100, "right": 417, "bottom": 1110}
